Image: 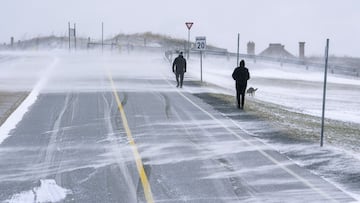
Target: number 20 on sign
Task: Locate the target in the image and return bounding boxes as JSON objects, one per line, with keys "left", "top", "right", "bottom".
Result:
{"left": 195, "top": 37, "right": 206, "bottom": 50}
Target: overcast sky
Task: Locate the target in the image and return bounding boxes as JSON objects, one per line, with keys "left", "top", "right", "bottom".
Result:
{"left": 1, "top": 0, "right": 359, "bottom": 57}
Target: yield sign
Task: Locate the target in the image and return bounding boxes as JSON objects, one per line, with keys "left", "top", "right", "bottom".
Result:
{"left": 185, "top": 22, "right": 194, "bottom": 30}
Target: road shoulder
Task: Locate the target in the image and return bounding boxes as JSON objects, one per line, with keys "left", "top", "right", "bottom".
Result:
{"left": 0, "top": 92, "right": 28, "bottom": 127}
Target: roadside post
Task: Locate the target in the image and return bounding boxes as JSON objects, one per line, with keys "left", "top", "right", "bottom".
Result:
{"left": 68, "top": 22, "right": 70, "bottom": 50}
{"left": 237, "top": 33, "right": 240, "bottom": 66}
{"left": 185, "top": 22, "right": 194, "bottom": 60}
{"left": 320, "top": 39, "right": 330, "bottom": 147}
{"left": 68, "top": 22, "right": 76, "bottom": 51}
{"left": 74, "top": 23, "right": 77, "bottom": 50}
{"left": 195, "top": 36, "right": 206, "bottom": 82}
{"left": 102, "top": 22, "right": 104, "bottom": 52}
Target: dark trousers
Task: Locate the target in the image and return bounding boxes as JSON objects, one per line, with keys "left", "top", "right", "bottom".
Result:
{"left": 175, "top": 72, "right": 184, "bottom": 87}
{"left": 236, "top": 83, "right": 247, "bottom": 108}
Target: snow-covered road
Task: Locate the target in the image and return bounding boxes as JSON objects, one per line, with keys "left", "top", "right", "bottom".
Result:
{"left": 0, "top": 51, "right": 358, "bottom": 202}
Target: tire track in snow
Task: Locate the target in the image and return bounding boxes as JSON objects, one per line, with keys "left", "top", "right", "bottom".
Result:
{"left": 101, "top": 92, "right": 138, "bottom": 203}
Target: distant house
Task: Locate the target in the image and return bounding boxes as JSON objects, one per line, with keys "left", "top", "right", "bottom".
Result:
{"left": 259, "top": 43, "right": 295, "bottom": 59}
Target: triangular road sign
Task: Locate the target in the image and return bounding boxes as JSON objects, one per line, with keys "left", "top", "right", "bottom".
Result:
{"left": 185, "top": 22, "right": 194, "bottom": 30}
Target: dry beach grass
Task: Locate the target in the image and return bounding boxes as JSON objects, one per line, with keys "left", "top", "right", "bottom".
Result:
{"left": 0, "top": 92, "right": 28, "bottom": 126}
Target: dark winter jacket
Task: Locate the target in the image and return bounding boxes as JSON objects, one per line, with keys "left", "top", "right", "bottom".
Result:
{"left": 232, "top": 66, "right": 250, "bottom": 86}
{"left": 172, "top": 55, "right": 187, "bottom": 74}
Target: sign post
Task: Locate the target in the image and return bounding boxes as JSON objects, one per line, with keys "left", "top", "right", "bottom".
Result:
{"left": 195, "top": 36, "right": 206, "bottom": 82}
{"left": 185, "top": 22, "right": 193, "bottom": 60}
{"left": 320, "top": 39, "right": 330, "bottom": 147}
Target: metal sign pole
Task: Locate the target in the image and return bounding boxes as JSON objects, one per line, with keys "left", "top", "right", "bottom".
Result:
{"left": 200, "top": 51, "right": 203, "bottom": 82}
{"left": 187, "top": 29, "right": 190, "bottom": 60}
{"left": 185, "top": 22, "right": 193, "bottom": 60}
{"left": 320, "top": 38, "right": 330, "bottom": 147}
{"left": 196, "top": 36, "right": 206, "bottom": 83}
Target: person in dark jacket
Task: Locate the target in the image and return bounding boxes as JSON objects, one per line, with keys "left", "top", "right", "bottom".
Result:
{"left": 232, "top": 60, "right": 250, "bottom": 109}
{"left": 172, "top": 52, "right": 187, "bottom": 88}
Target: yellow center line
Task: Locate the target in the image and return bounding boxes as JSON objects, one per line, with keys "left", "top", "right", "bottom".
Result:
{"left": 106, "top": 70, "right": 154, "bottom": 203}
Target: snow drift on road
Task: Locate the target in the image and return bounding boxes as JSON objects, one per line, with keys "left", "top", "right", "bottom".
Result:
{"left": 5, "top": 179, "right": 71, "bottom": 203}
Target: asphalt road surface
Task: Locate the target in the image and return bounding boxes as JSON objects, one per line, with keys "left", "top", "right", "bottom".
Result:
{"left": 0, "top": 53, "right": 356, "bottom": 202}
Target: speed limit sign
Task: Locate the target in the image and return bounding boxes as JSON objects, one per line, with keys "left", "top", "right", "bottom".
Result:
{"left": 195, "top": 36, "right": 206, "bottom": 50}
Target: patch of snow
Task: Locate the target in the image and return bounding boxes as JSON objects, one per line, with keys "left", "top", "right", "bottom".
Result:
{"left": 5, "top": 179, "right": 71, "bottom": 203}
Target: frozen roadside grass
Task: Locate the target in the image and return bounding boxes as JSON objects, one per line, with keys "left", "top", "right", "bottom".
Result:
{"left": 247, "top": 96, "right": 360, "bottom": 152}
{"left": 198, "top": 92, "right": 360, "bottom": 153}
{"left": 0, "top": 92, "right": 28, "bottom": 126}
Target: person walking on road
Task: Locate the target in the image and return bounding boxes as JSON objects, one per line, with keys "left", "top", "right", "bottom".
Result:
{"left": 232, "top": 60, "right": 250, "bottom": 109}
{"left": 172, "top": 51, "right": 187, "bottom": 88}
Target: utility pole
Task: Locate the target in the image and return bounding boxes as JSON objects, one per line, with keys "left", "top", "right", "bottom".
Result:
{"left": 68, "top": 22, "right": 71, "bottom": 51}
{"left": 320, "top": 38, "right": 330, "bottom": 147}
{"left": 237, "top": 33, "right": 240, "bottom": 66}
{"left": 74, "top": 23, "right": 77, "bottom": 50}
{"left": 102, "top": 22, "right": 104, "bottom": 52}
